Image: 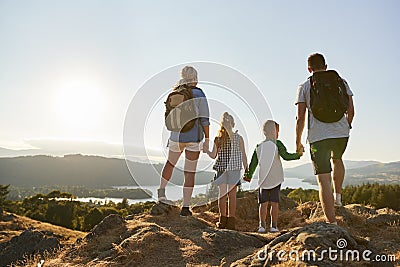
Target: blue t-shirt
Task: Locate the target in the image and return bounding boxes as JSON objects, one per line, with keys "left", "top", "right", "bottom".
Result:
{"left": 169, "top": 88, "right": 210, "bottom": 143}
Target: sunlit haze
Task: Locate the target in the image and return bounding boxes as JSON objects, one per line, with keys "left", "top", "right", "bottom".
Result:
{"left": 1, "top": 1, "right": 399, "bottom": 167}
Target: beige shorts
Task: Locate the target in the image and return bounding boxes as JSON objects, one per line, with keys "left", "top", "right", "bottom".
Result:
{"left": 167, "top": 140, "right": 202, "bottom": 152}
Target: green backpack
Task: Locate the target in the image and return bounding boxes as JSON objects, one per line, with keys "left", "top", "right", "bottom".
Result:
{"left": 164, "top": 85, "right": 197, "bottom": 132}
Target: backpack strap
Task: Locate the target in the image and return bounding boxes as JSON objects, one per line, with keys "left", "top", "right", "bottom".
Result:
{"left": 307, "top": 76, "right": 312, "bottom": 129}
{"left": 191, "top": 87, "right": 201, "bottom": 142}
{"left": 308, "top": 75, "right": 313, "bottom": 89}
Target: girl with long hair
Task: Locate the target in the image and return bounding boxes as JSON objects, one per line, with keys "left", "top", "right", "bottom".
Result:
{"left": 206, "top": 112, "right": 248, "bottom": 230}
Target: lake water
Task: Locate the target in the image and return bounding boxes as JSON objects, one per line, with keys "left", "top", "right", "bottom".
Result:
{"left": 74, "top": 177, "right": 318, "bottom": 205}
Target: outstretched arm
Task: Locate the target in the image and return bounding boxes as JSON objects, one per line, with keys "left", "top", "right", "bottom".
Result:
{"left": 206, "top": 137, "right": 218, "bottom": 159}
{"left": 239, "top": 136, "right": 248, "bottom": 172}
{"left": 244, "top": 148, "right": 258, "bottom": 181}
{"left": 277, "top": 140, "right": 301, "bottom": 161}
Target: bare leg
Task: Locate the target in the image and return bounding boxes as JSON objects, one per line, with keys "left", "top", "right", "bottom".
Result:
{"left": 160, "top": 149, "right": 182, "bottom": 189}
{"left": 259, "top": 202, "right": 268, "bottom": 228}
{"left": 218, "top": 184, "right": 228, "bottom": 217}
{"left": 270, "top": 202, "right": 279, "bottom": 228}
{"left": 332, "top": 158, "right": 345, "bottom": 194}
{"left": 182, "top": 150, "right": 200, "bottom": 207}
{"left": 227, "top": 185, "right": 237, "bottom": 217}
{"left": 317, "top": 173, "right": 336, "bottom": 223}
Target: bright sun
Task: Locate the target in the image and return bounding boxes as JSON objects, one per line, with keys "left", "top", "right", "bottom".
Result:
{"left": 55, "top": 82, "right": 106, "bottom": 129}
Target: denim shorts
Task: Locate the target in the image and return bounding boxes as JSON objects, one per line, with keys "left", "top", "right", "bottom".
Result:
{"left": 213, "top": 170, "right": 241, "bottom": 186}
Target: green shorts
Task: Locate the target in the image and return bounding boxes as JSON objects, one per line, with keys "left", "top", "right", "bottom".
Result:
{"left": 310, "top": 137, "right": 349, "bottom": 175}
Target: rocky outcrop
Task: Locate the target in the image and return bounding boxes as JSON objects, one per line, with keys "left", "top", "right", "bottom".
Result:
{"left": 85, "top": 213, "right": 126, "bottom": 240}
{"left": 1, "top": 191, "right": 398, "bottom": 266}
{"left": 232, "top": 222, "right": 395, "bottom": 266}
{"left": 61, "top": 211, "right": 269, "bottom": 267}
{"left": 0, "top": 228, "right": 60, "bottom": 267}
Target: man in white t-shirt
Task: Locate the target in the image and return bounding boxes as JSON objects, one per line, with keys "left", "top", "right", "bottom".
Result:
{"left": 295, "top": 53, "right": 355, "bottom": 224}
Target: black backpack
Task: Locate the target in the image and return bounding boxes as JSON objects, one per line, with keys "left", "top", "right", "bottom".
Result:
{"left": 164, "top": 85, "right": 198, "bottom": 132}
{"left": 309, "top": 70, "right": 349, "bottom": 123}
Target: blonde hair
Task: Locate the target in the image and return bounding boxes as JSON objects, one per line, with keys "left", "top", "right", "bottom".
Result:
{"left": 263, "top": 120, "right": 279, "bottom": 140}
{"left": 173, "top": 66, "right": 198, "bottom": 90}
{"left": 217, "top": 112, "right": 234, "bottom": 146}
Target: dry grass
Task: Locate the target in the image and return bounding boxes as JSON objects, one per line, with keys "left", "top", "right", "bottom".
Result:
{"left": 4, "top": 196, "right": 400, "bottom": 267}
{"left": 0, "top": 212, "right": 85, "bottom": 244}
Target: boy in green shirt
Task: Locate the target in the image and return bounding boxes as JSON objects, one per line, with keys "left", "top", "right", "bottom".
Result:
{"left": 244, "top": 120, "right": 302, "bottom": 233}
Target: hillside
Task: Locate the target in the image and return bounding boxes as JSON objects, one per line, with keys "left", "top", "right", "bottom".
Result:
{"left": 345, "top": 161, "right": 400, "bottom": 185}
{"left": 284, "top": 160, "right": 379, "bottom": 178}
{"left": 1, "top": 155, "right": 396, "bottom": 190}
{"left": 286, "top": 161, "right": 400, "bottom": 186}
{"left": 0, "top": 154, "right": 214, "bottom": 187}
{"left": 2, "top": 191, "right": 399, "bottom": 267}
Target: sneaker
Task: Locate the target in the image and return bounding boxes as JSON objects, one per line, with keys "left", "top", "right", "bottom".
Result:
{"left": 180, "top": 207, "right": 192, "bottom": 217}
{"left": 269, "top": 227, "right": 280, "bottom": 233}
{"left": 257, "top": 226, "right": 267, "bottom": 233}
{"left": 334, "top": 193, "right": 342, "bottom": 207}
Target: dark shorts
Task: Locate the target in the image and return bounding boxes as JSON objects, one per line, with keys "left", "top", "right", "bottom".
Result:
{"left": 310, "top": 137, "right": 349, "bottom": 175}
{"left": 258, "top": 184, "right": 281, "bottom": 204}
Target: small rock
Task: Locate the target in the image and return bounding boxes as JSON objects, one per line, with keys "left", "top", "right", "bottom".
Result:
{"left": 150, "top": 202, "right": 175, "bottom": 215}
{"left": 85, "top": 214, "right": 126, "bottom": 240}
{"left": 125, "top": 214, "right": 135, "bottom": 220}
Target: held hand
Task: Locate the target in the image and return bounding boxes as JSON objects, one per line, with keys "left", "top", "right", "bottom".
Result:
{"left": 202, "top": 138, "right": 210, "bottom": 153}
{"left": 296, "top": 143, "right": 305, "bottom": 154}
{"left": 243, "top": 176, "right": 251, "bottom": 183}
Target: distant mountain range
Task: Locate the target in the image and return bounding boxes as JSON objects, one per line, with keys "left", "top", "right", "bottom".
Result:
{"left": 0, "top": 142, "right": 123, "bottom": 158}
{"left": 0, "top": 154, "right": 398, "bottom": 189}
{"left": 0, "top": 154, "right": 214, "bottom": 188}
{"left": 284, "top": 160, "right": 380, "bottom": 178}
{"left": 285, "top": 160, "right": 400, "bottom": 186}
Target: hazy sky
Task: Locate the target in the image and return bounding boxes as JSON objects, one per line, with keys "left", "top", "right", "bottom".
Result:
{"left": 1, "top": 1, "right": 399, "bottom": 165}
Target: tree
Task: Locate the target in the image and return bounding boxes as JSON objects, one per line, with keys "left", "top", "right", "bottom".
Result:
{"left": 0, "top": 184, "right": 10, "bottom": 217}
{"left": 83, "top": 208, "right": 103, "bottom": 231}
{"left": 117, "top": 198, "right": 129, "bottom": 210}
{"left": 0, "top": 184, "right": 10, "bottom": 206}
{"left": 287, "top": 188, "right": 319, "bottom": 203}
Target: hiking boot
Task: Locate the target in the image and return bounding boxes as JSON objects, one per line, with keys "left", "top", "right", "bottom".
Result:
{"left": 225, "top": 217, "right": 236, "bottom": 230}
{"left": 180, "top": 207, "right": 192, "bottom": 217}
{"left": 216, "top": 216, "right": 227, "bottom": 229}
{"left": 157, "top": 188, "right": 167, "bottom": 202}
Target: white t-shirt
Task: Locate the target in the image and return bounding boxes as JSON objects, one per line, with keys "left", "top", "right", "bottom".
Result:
{"left": 256, "top": 140, "right": 284, "bottom": 189}
{"left": 295, "top": 77, "right": 354, "bottom": 144}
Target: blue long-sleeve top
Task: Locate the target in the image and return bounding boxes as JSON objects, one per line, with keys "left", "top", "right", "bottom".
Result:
{"left": 169, "top": 87, "right": 210, "bottom": 143}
